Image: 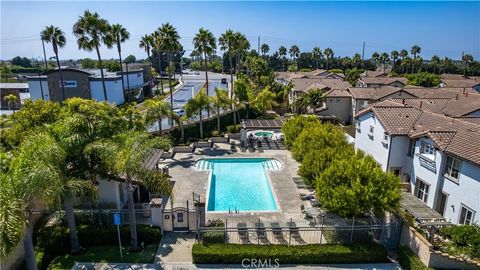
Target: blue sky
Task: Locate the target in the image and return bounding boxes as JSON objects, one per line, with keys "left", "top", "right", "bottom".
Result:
{"left": 1, "top": 1, "right": 479, "bottom": 61}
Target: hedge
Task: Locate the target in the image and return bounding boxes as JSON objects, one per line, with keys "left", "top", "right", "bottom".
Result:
{"left": 192, "top": 243, "right": 388, "bottom": 264}
{"left": 398, "top": 246, "right": 431, "bottom": 270}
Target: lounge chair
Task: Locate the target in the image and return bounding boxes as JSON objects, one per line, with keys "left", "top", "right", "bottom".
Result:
{"left": 287, "top": 221, "right": 299, "bottom": 236}
{"left": 271, "top": 222, "right": 283, "bottom": 238}
{"left": 255, "top": 222, "right": 267, "bottom": 240}
{"left": 230, "top": 141, "right": 237, "bottom": 152}
{"left": 237, "top": 223, "right": 248, "bottom": 240}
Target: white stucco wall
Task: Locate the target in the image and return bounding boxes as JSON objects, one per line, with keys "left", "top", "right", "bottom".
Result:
{"left": 90, "top": 79, "right": 125, "bottom": 105}
{"left": 27, "top": 80, "right": 49, "bottom": 101}
{"left": 122, "top": 71, "right": 144, "bottom": 89}
{"left": 317, "top": 97, "right": 352, "bottom": 124}
{"left": 354, "top": 111, "right": 390, "bottom": 170}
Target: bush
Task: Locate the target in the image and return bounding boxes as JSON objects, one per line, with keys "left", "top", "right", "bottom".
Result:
{"left": 192, "top": 243, "right": 388, "bottom": 264}
{"left": 226, "top": 124, "right": 240, "bottom": 133}
{"left": 439, "top": 224, "right": 480, "bottom": 259}
{"left": 202, "top": 220, "right": 226, "bottom": 243}
{"left": 406, "top": 72, "right": 440, "bottom": 87}
{"left": 281, "top": 115, "right": 320, "bottom": 148}
{"left": 398, "top": 246, "right": 431, "bottom": 270}
{"left": 328, "top": 68, "right": 344, "bottom": 74}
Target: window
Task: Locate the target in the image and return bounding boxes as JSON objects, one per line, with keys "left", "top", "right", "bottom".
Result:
{"left": 459, "top": 205, "right": 475, "bottom": 225}
{"left": 414, "top": 179, "right": 429, "bottom": 203}
{"left": 383, "top": 132, "right": 389, "bottom": 141}
{"left": 407, "top": 139, "right": 415, "bottom": 156}
{"left": 419, "top": 141, "right": 436, "bottom": 160}
{"left": 444, "top": 156, "right": 461, "bottom": 181}
{"left": 356, "top": 121, "right": 361, "bottom": 131}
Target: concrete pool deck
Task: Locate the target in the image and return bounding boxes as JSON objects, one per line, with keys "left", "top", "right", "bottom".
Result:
{"left": 161, "top": 143, "right": 306, "bottom": 223}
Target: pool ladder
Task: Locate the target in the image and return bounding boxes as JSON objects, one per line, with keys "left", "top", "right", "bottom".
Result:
{"left": 228, "top": 206, "right": 239, "bottom": 214}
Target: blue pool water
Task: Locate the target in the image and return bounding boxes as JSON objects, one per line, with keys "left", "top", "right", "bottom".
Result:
{"left": 203, "top": 158, "right": 279, "bottom": 212}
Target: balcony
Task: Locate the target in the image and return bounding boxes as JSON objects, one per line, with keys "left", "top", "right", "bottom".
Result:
{"left": 417, "top": 154, "right": 437, "bottom": 173}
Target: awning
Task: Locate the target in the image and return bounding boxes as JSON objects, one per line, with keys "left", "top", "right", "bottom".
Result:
{"left": 401, "top": 192, "right": 446, "bottom": 223}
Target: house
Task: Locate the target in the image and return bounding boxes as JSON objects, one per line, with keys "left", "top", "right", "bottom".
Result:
{"left": 356, "top": 77, "right": 407, "bottom": 88}
{"left": 288, "top": 78, "right": 350, "bottom": 105}
{"left": 27, "top": 67, "right": 144, "bottom": 104}
{"left": 355, "top": 101, "right": 480, "bottom": 225}
{"left": 315, "top": 89, "right": 353, "bottom": 124}
{"left": 439, "top": 78, "right": 480, "bottom": 93}
{"left": 360, "top": 70, "right": 388, "bottom": 78}
{"left": 349, "top": 86, "right": 416, "bottom": 115}
{"left": 275, "top": 69, "right": 345, "bottom": 85}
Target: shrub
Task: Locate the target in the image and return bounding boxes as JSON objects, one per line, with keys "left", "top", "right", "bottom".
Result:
{"left": 406, "top": 72, "right": 440, "bottom": 87}
{"left": 281, "top": 115, "right": 320, "bottom": 148}
{"left": 439, "top": 224, "right": 480, "bottom": 259}
{"left": 328, "top": 68, "right": 344, "bottom": 74}
{"left": 202, "top": 219, "right": 226, "bottom": 243}
{"left": 226, "top": 124, "right": 240, "bottom": 133}
{"left": 192, "top": 243, "right": 388, "bottom": 264}
{"left": 398, "top": 246, "right": 431, "bottom": 270}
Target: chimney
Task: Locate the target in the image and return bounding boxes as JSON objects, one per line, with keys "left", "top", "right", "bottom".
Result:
{"left": 456, "top": 94, "right": 459, "bottom": 100}
{"left": 463, "top": 87, "right": 466, "bottom": 94}
{"left": 466, "top": 92, "right": 469, "bottom": 98}
{"left": 402, "top": 98, "right": 405, "bottom": 104}
{"left": 420, "top": 101, "right": 423, "bottom": 108}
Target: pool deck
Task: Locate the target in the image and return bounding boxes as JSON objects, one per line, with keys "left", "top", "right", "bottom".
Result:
{"left": 161, "top": 143, "right": 306, "bottom": 223}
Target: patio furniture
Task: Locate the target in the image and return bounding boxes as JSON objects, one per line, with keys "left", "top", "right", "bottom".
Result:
{"left": 255, "top": 222, "right": 267, "bottom": 240}
{"left": 230, "top": 141, "right": 237, "bottom": 152}
{"left": 238, "top": 223, "right": 248, "bottom": 240}
{"left": 287, "top": 221, "right": 299, "bottom": 235}
{"left": 271, "top": 222, "right": 283, "bottom": 238}
{"left": 300, "top": 204, "right": 306, "bottom": 213}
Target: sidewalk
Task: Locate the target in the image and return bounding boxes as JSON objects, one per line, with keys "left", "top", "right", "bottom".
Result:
{"left": 159, "top": 263, "right": 401, "bottom": 270}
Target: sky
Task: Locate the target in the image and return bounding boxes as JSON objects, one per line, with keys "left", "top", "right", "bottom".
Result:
{"left": 1, "top": 1, "right": 479, "bottom": 61}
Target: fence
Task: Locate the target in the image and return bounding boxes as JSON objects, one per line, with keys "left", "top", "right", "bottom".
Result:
{"left": 198, "top": 218, "right": 387, "bottom": 246}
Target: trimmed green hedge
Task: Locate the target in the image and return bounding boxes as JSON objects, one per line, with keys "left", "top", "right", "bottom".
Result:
{"left": 398, "top": 246, "right": 431, "bottom": 270}
{"left": 192, "top": 243, "right": 388, "bottom": 264}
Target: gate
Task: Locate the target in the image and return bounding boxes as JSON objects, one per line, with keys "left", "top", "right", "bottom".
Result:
{"left": 172, "top": 206, "right": 189, "bottom": 231}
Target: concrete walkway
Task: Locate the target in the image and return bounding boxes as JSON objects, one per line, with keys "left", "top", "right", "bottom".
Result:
{"left": 159, "top": 263, "right": 401, "bottom": 270}
{"left": 155, "top": 232, "right": 196, "bottom": 265}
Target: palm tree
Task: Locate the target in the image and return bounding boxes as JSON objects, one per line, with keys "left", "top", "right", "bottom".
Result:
{"left": 233, "top": 32, "right": 250, "bottom": 73}
{"left": 139, "top": 34, "right": 155, "bottom": 93}
{"left": 260, "top": 43, "right": 270, "bottom": 56}
{"left": 143, "top": 97, "right": 170, "bottom": 135}
{"left": 73, "top": 10, "right": 111, "bottom": 101}
{"left": 4, "top": 94, "right": 18, "bottom": 111}
{"left": 89, "top": 132, "right": 171, "bottom": 251}
{"left": 156, "top": 23, "right": 181, "bottom": 114}
{"left": 41, "top": 25, "right": 66, "bottom": 100}
{"left": 107, "top": 24, "right": 130, "bottom": 97}
{"left": 371, "top": 52, "right": 380, "bottom": 64}
{"left": 324, "top": 48, "right": 333, "bottom": 70}
{"left": 400, "top": 49, "right": 409, "bottom": 73}
{"left": 462, "top": 53, "right": 474, "bottom": 76}
{"left": 430, "top": 55, "right": 441, "bottom": 74}
{"left": 185, "top": 89, "right": 209, "bottom": 139}
{"left": 278, "top": 46, "right": 287, "bottom": 71}
{"left": 401, "top": 56, "right": 412, "bottom": 74}
{"left": 390, "top": 50, "right": 399, "bottom": 70}
{"left": 219, "top": 29, "right": 236, "bottom": 98}
{"left": 380, "top": 52, "right": 390, "bottom": 72}
{"left": 193, "top": 28, "right": 216, "bottom": 117}
{"left": 289, "top": 45, "right": 300, "bottom": 70}
{"left": 312, "top": 47, "right": 323, "bottom": 69}
{"left": 209, "top": 88, "right": 230, "bottom": 132}
{"left": 442, "top": 57, "right": 453, "bottom": 74}
{"left": 252, "top": 87, "right": 277, "bottom": 115}
{"left": 2, "top": 132, "right": 65, "bottom": 270}
{"left": 410, "top": 45, "right": 421, "bottom": 73}
{"left": 352, "top": 53, "right": 362, "bottom": 68}
{"left": 170, "top": 113, "right": 188, "bottom": 144}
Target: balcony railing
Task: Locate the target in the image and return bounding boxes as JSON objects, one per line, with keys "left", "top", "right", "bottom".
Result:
{"left": 417, "top": 154, "right": 436, "bottom": 173}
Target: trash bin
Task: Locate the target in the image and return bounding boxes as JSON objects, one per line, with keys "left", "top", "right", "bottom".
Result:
{"left": 142, "top": 203, "right": 151, "bottom": 217}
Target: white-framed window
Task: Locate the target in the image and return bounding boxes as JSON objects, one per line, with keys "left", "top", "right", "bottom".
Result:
{"left": 459, "top": 205, "right": 475, "bottom": 225}
{"left": 383, "top": 132, "right": 389, "bottom": 141}
{"left": 414, "top": 178, "right": 429, "bottom": 203}
{"left": 369, "top": 125, "right": 374, "bottom": 134}
{"left": 444, "top": 156, "right": 461, "bottom": 181}
{"left": 419, "top": 141, "right": 436, "bottom": 160}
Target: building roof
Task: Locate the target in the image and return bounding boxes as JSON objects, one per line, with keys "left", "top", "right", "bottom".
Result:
{"left": 291, "top": 78, "right": 350, "bottom": 92}
{"left": 0, "top": 83, "right": 29, "bottom": 89}
{"left": 361, "top": 70, "right": 388, "bottom": 78}
{"left": 441, "top": 78, "right": 480, "bottom": 88}
{"left": 348, "top": 86, "right": 406, "bottom": 100}
{"left": 276, "top": 69, "right": 345, "bottom": 82}
{"left": 356, "top": 101, "right": 480, "bottom": 165}
{"left": 360, "top": 77, "right": 408, "bottom": 85}
{"left": 401, "top": 192, "right": 446, "bottom": 222}
{"left": 325, "top": 89, "right": 352, "bottom": 98}
{"left": 454, "top": 117, "right": 480, "bottom": 126}
{"left": 404, "top": 87, "right": 478, "bottom": 98}
{"left": 389, "top": 94, "right": 480, "bottom": 117}
{"left": 241, "top": 119, "right": 284, "bottom": 129}
{"left": 440, "top": 73, "right": 468, "bottom": 80}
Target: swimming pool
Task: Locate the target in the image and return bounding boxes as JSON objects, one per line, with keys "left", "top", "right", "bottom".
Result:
{"left": 254, "top": 131, "right": 274, "bottom": 137}
{"left": 195, "top": 158, "right": 280, "bottom": 212}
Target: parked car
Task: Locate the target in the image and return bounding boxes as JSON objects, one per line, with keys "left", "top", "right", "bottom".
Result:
{"left": 173, "top": 108, "right": 186, "bottom": 117}
{"left": 221, "top": 78, "right": 227, "bottom": 84}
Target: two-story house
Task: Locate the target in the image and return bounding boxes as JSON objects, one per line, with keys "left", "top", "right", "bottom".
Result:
{"left": 355, "top": 101, "right": 480, "bottom": 225}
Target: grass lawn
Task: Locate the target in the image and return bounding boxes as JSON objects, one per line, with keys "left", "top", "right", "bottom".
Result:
{"left": 397, "top": 246, "right": 432, "bottom": 270}
{"left": 47, "top": 245, "right": 157, "bottom": 270}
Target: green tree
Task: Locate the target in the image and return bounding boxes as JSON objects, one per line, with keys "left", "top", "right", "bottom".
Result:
{"left": 209, "top": 88, "right": 230, "bottom": 132}
{"left": 390, "top": 50, "right": 399, "bottom": 70}
{"left": 281, "top": 115, "right": 320, "bottom": 149}
{"left": 380, "top": 52, "right": 390, "bottom": 72}
{"left": 139, "top": 34, "right": 154, "bottom": 91}
{"left": 219, "top": 30, "right": 238, "bottom": 125}
{"left": 252, "top": 87, "right": 277, "bottom": 115}
{"left": 406, "top": 72, "right": 441, "bottom": 87}
{"left": 278, "top": 46, "right": 287, "bottom": 71}
{"left": 410, "top": 45, "right": 421, "bottom": 73}
{"left": 462, "top": 53, "right": 474, "bottom": 76}
{"left": 143, "top": 97, "right": 170, "bottom": 135}
{"left": 107, "top": 23, "right": 130, "bottom": 94}
{"left": 312, "top": 47, "right": 323, "bottom": 70}
{"left": 80, "top": 58, "right": 96, "bottom": 68}
{"left": 193, "top": 28, "right": 216, "bottom": 116}
{"left": 124, "top": 54, "right": 136, "bottom": 63}
{"left": 11, "top": 56, "right": 32, "bottom": 67}
{"left": 41, "top": 25, "right": 67, "bottom": 100}
{"left": 399, "top": 49, "right": 409, "bottom": 73}
{"left": 316, "top": 154, "right": 401, "bottom": 217}
{"left": 345, "top": 68, "right": 361, "bottom": 86}
{"left": 233, "top": 74, "right": 254, "bottom": 119}
{"left": 430, "top": 55, "right": 441, "bottom": 74}
{"left": 185, "top": 89, "right": 210, "bottom": 139}
{"left": 260, "top": 43, "right": 270, "bottom": 56}
{"left": 289, "top": 45, "right": 300, "bottom": 70}
{"left": 73, "top": 10, "right": 111, "bottom": 101}
{"left": 324, "top": 48, "right": 334, "bottom": 70}
{"left": 3, "top": 94, "right": 18, "bottom": 111}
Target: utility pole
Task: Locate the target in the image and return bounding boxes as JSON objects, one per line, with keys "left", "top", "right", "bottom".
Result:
{"left": 41, "top": 38, "right": 48, "bottom": 70}
{"left": 361, "top": 41, "right": 365, "bottom": 61}
{"left": 257, "top": 36, "right": 260, "bottom": 54}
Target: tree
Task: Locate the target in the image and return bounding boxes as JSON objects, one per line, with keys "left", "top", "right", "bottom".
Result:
{"left": 462, "top": 53, "right": 474, "bottom": 76}
{"left": 233, "top": 32, "right": 250, "bottom": 73}
{"left": 260, "top": 43, "right": 270, "bottom": 56}
{"left": 89, "top": 131, "right": 171, "bottom": 251}
{"left": 312, "top": 47, "right": 323, "bottom": 69}
{"left": 185, "top": 89, "right": 210, "bottom": 139}
{"left": 281, "top": 115, "right": 320, "bottom": 149}
{"left": 278, "top": 46, "right": 287, "bottom": 71}
{"left": 209, "top": 88, "right": 230, "bottom": 132}
{"left": 430, "top": 55, "right": 441, "bottom": 74}
{"left": 80, "top": 58, "right": 96, "bottom": 68}
{"left": 11, "top": 56, "right": 31, "bottom": 67}
{"left": 411, "top": 45, "right": 421, "bottom": 73}
{"left": 156, "top": 23, "right": 181, "bottom": 114}
{"left": 289, "top": 45, "right": 300, "bottom": 70}
{"left": 345, "top": 68, "right": 361, "bottom": 86}
{"left": 399, "top": 49, "right": 409, "bottom": 73}
{"left": 4, "top": 94, "right": 18, "bottom": 111}
{"left": 233, "top": 74, "right": 254, "bottom": 119}
{"left": 41, "top": 25, "right": 66, "bottom": 100}
{"left": 73, "top": 10, "right": 111, "bottom": 101}
{"left": 380, "top": 52, "right": 390, "bottom": 72}
{"left": 139, "top": 34, "right": 154, "bottom": 91}
{"left": 316, "top": 154, "right": 401, "bottom": 217}
{"left": 390, "top": 50, "right": 399, "bottom": 70}
{"left": 193, "top": 28, "right": 216, "bottom": 116}
{"left": 124, "top": 55, "right": 136, "bottom": 63}
{"left": 252, "top": 87, "right": 277, "bottom": 115}
{"left": 324, "top": 48, "right": 333, "bottom": 70}
{"left": 143, "top": 97, "right": 170, "bottom": 135}
{"left": 219, "top": 30, "right": 237, "bottom": 125}
{"left": 107, "top": 23, "right": 130, "bottom": 95}
{"left": 371, "top": 52, "right": 380, "bottom": 65}
{"left": 407, "top": 72, "right": 441, "bottom": 87}
{"left": 170, "top": 113, "right": 188, "bottom": 144}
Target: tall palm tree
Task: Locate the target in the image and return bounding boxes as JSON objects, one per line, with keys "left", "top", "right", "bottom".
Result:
{"left": 312, "top": 47, "right": 322, "bottom": 69}
{"left": 170, "top": 113, "right": 188, "bottom": 144}
{"left": 324, "top": 48, "right": 333, "bottom": 70}
{"left": 219, "top": 30, "right": 238, "bottom": 126}
{"left": 143, "top": 97, "right": 170, "bottom": 135}
{"left": 278, "top": 46, "right": 287, "bottom": 71}
{"left": 352, "top": 53, "right": 362, "bottom": 68}
{"left": 185, "top": 89, "right": 210, "bottom": 139}
{"left": 193, "top": 28, "right": 216, "bottom": 117}
{"left": 156, "top": 23, "right": 181, "bottom": 114}
{"left": 260, "top": 43, "right": 270, "bottom": 56}
{"left": 107, "top": 24, "right": 130, "bottom": 99}
{"left": 139, "top": 34, "right": 155, "bottom": 93}
{"left": 430, "top": 55, "right": 441, "bottom": 74}
{"left": 73, "top": 10, "right": 111, "bottom": 101}
{"left": 371, "top": 52, "right": 380, "bottom": 64}
{"left": 462, "top": 53, "right": 474, "bottom": 76}
{"left": 289, "top": 45, "right": 300, "bottom": 70}
{"left": 442, "top": 57, "right": 453, "bottom": 74}
{"left": 390, "top": 50, "right": 399, "bottom": 70}
{"left": 41, "top": 25, "right": 66, "bottom": 100}
{"left": 380, "top": 52, "right": 390, "bottom": 72}
{"left": 399, "top": 49, "right": 409, "bottom": 73}
{"left": 209, "top": 88, "right": 230, "bottom": 132}
{"left": 410, "top": 45, "right": 421, "bottom": 73}
{"left": 233, "top": 32, "right": 250, "bottom": 73}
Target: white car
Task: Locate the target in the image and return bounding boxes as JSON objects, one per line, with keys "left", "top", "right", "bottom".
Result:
{"left": 173, "top": 108, "right": 186, "bottom": 117}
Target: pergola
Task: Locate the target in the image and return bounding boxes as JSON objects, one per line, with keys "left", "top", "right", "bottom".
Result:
{"left": 240, "top": 119, "right": 285, "bottom": 146}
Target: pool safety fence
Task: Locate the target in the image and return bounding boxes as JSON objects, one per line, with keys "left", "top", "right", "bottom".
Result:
{"left": 198, "top": 218, "right": 388, "bottom": 246}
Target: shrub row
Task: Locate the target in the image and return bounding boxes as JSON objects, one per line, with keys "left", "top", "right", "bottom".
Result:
{"left": 192, "top": 243, "right": 388, "bottom": 264}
